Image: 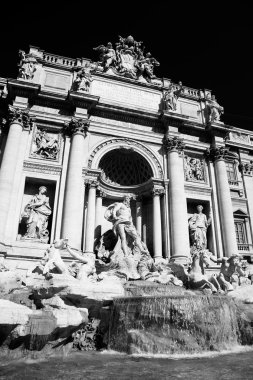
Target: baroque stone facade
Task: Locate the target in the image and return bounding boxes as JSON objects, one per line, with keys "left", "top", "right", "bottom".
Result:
{"left": 0, "top": 40, "right": 253, "bottom": 271}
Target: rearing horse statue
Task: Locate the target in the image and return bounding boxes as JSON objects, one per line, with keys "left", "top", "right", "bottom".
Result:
{"left": 170, "top": 250, "right": 218, "bottom": 293}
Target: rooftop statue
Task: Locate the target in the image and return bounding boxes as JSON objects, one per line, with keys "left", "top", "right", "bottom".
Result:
{"left": 72, "top": 64, "right": 93, "bottom": 93}
{"left": 163, "top": 82, "right": 184, "bottom": 111}
{"left": 207, "top": 94, "right": 224, "bottom": 122}
{"left": 93, "top": 35, "right": 160, "bottom": 83}
{"left": 18, "top": 50, "right": 37, "bottom": 81}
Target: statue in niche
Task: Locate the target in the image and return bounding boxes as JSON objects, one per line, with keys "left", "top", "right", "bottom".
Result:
{"left": 32, "top": 129, "right": 59, "bottom": 160}
{"left": 73, "top": 64, "right": 93, "bottom": 92}
{"left": 188, "top": 205, "right": 211, "bottom": 251}
{"left": 18, "top": 50, "right": 37, "bottom": 80}
{"left": 21, "top": 186, "right": 52, "bottom": 242}
{"left": 184, "top": 156, "right": 205, "bottom": 182}
{"left": 207, "top": 95, "right": 224, "bottom": 122}
{"left": 104, "top": 195, "right": 148, "bottom": 257}
{"left": 163, "top": 82, "right": 184, "bottom": 111}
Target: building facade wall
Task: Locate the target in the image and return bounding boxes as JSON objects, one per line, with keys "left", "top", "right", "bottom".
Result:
{"left": 0, "top": 45, "right": 253, "bottom": 270}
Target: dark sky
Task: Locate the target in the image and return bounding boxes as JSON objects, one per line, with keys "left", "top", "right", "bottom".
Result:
{"left": 1, "top": 1, "right": 253, "bottom": 131}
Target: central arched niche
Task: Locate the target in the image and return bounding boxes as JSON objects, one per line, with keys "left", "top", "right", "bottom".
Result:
{"left": 99, "top": 148, "right": 153, "bottom": 186}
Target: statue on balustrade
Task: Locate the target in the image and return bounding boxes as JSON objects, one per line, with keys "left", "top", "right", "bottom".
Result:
{"left": 18, "top": 50, "right": 37, "bottom": 80}
{"left": 163, "top": 82, "right": 184, "bottom": 111}
{"left": 207, "top": 95, "right": 224, "bottom": 122}
{"left": 21, "top": 186, "right": 52, "bottom": 243}
{"left": 32, "top": 129, "right": 59, "bottom": 160}
{"left": 188, "top": 205, "right": 211, "bottom": 251}
{"left": 73, "top": 64, "right": 93, "bottom": 92}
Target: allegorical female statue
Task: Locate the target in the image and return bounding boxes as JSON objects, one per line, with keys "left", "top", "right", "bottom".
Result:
{"left": 22, "top": 186, "right": 52, "bottom": 242}
{"left": 188, "top": 205, "right": 211, "bottom": 250}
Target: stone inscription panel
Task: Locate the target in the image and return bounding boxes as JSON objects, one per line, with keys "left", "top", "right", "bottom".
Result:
{"left": 44, "top": 71, "right": 71, "bottom": 91}
{"left": 180, "top": 100, "right": 200, "bottom": 120}
{"left": 91, "top": 79, "right": 161, "bottom": 111}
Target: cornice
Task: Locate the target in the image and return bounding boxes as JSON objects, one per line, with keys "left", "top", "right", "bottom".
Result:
{"left": 23, "top": 160, "right": 62, "bottom": 175}
{"left": 7, "top": 79, "right": 40, "bottom": 100}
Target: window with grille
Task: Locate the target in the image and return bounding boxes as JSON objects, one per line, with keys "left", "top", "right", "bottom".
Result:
{"left": 99, "top": 149, "right": 153, "bottom": 186}
{"left": 235, "top": 220, "right": 247, "bottom": 244}
{"left": 226, "top": 161, "right": 237, "bottom": 183}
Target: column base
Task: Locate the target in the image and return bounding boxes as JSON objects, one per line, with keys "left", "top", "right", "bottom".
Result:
{"left": 169, "top": 255, "right": 191, "bottom": 266}
{"left": 154, "top": 256, "right": 167, "bottom": 264}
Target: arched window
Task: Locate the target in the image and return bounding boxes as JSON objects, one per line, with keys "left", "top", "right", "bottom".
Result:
{"left": 99, "top": 148, "right": 153, "bottom": 186}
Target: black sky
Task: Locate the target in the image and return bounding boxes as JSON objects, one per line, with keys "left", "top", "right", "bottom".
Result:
{"left": 1, "top": 1, "right": 253, "bottom": 131}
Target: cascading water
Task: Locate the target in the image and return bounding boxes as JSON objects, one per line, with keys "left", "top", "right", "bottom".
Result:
{"left": 108, "top": 294, "right": 243, "bottom": 355}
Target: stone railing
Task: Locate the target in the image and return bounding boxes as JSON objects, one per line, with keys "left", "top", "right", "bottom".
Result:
{"left": 171, "top": 84, "right": 199, "bottom": 99}
{"left": 42, "top": 53, "right": 76, "bottom": 67}
{"left": 228, "top": 179, "right": 239, "bottom": 186}
{"left": 238, "top": 243, "right": 252, "bottom": 252}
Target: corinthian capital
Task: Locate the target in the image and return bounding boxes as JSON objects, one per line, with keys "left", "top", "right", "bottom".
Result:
{"left": 163, "top": 135, "right": 185, "bottom": 153}
{"left": 152, "top": 187, "right": 165, "bottom": 197}
{"left": 239, "top": 161, "right": 253, "bottom": 176}
{"left": 205, "top": 146, "right": 228, "bottom": 161}
{"left": 8, "top": 105, "right": 34, "bottom": 130}
{"left": 63, "top": 117, "right": 90, "bottom": 137}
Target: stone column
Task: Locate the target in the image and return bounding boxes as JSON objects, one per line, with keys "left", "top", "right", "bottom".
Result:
{"left": 136, "top": 196, "right": 143, "bottom": 239}
{"left": 85, "top": 180, "right": 98, "bottom": 253}
{"left": 61, "top": 118, "right": 89, "bottom": 250}
{"left": 152, "top": 188, "right": 164, "bottom": 259}
{"left": 239, "top": 161, "right": 253, "bottom": 247}
{"left": 207, "top": 146, "right": 238, "bottom": 257}
{"left": 0, "top": 106, "right": 33, "bottom": 242}
{"left": 164, "top": 136, "right": 190, "bottom": 264}
{"left": 95, "top": 188, "right": 105, "bottom": 239}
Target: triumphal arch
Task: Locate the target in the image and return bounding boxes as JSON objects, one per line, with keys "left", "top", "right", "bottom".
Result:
{"left": 1, "top": 35, "right": 253, "bottom": 271}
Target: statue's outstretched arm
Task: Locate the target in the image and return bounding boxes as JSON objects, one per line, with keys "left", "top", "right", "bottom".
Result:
{"left": 66, "top": 244, "right": 89, "bottom": 264}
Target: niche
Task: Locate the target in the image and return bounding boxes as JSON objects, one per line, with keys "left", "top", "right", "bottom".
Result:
{"left": 18, "top": 177, "right": 56, "bottom": 243}
{"left": 187, "top": 199, "right": 214, "bottom": 253}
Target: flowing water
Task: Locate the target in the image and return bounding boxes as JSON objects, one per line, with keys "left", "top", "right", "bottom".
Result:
{"left": 1, "top": 289, "right": 253, "bottom": 378}
{"left": 1, "top": 348, "right": 253, "bottom": 379}
{"left": 108, "top": 295, "right": 242, "bottom": 354}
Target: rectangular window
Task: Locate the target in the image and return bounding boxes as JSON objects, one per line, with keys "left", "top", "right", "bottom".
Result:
{"left": 235, "top": 221, "right": 247, "bottom": 244}
{"left": 226, "top": 161, "right": 237, "bottom": 182}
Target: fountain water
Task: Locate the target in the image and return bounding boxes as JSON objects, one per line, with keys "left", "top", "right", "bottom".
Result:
{"left": 108, "top": 294, "right": 243, "bottom": 354}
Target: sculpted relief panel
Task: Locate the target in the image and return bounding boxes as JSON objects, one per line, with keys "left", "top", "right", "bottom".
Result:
{"left": 30, "top": 127, "right": 60, "bottom": 161}
{"left": 184, "top": 155, "right": 207, "bottom": 183}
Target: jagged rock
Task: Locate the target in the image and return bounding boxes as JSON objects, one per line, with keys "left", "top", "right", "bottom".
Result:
{"left": 0, "top": 271, "right": 23, "bottom": 293}
{"left": 227, "top": 284, "right": 253, "bottom": 304}
{"left": 0, "top": 299, "right": 33, "bottom": 325}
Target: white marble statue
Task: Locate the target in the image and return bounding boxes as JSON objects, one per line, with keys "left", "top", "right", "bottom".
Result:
{"left": 21, "top": 186, "right": 52, "bottom": 242}
{"left": 104, "top": 195, "right": 147, "bottom": 257}
{"left": 207, "top": 95, "right": 224, "bottom": 122}
{"left": 188, "top": 205, "right": 211, "bottom": 250}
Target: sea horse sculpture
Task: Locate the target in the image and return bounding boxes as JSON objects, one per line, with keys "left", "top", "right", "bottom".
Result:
{"left": 170, "top": 250, "right": 219, "bottom": 293}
